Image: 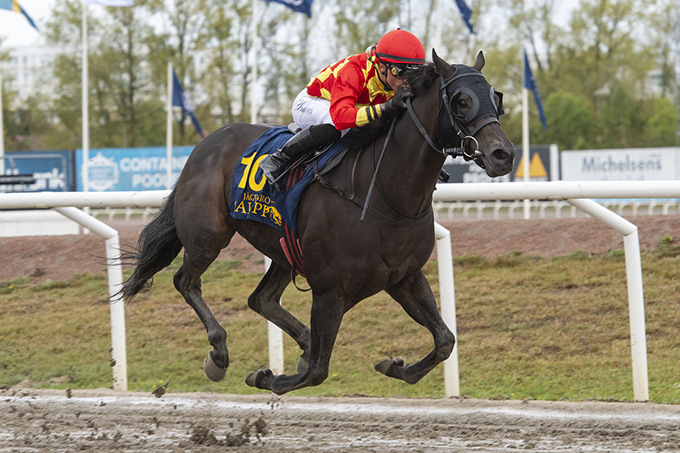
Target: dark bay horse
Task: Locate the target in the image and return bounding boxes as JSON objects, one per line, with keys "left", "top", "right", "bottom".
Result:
{"left": 121, "top": 50, "right": 515, "bottom": 395}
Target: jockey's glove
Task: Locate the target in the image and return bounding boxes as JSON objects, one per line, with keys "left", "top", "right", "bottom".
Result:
{"left": 380, "top": 90, "right": 414, "bottom": 116}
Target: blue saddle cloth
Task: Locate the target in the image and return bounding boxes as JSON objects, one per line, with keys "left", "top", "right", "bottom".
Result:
{"left": 230, "top": 126, "right": 347, "bottom": 234}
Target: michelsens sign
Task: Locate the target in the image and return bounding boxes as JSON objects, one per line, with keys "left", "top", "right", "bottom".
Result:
{"left": 561, "top": 147, "right": 679, "bottom": 181}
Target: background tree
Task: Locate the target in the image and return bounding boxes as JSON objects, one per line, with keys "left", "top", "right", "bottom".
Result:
{"left": 155, "top": 0, "right": 210, "bottom": 142}
{"left": 0, "top": 0, "right": 677, "bottom": 152}
{"left": 202, "top": 4, "right": 239, "bottom": 127}
{"left": 499, "top": 0, "right": 677, "bottom": 150}
{"left": 42, "top": 0, "right": 86, "bottom": 150}
{"left": 91, "top": 1, "right": 161, "bottom": 147}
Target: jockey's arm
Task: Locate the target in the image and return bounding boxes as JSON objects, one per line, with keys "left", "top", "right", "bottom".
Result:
{"left": 329, "top": 67, "right": 388, "bottom": 129}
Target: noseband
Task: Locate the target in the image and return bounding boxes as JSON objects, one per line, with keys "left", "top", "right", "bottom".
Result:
{"left": 405, "top": 66, "right": 504, "bottom": 161}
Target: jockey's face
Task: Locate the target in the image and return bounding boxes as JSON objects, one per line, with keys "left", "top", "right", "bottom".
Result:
{"left": 380, "top": 62, "right": 410, "bottom": 91}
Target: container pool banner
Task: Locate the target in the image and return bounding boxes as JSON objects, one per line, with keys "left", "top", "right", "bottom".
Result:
{"left": 75, "top": 146, "right": 194, "bottom": 191}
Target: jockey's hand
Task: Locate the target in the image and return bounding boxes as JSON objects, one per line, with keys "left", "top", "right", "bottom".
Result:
{"left": 381, "top": 90, "right": 414, "bottom": 116}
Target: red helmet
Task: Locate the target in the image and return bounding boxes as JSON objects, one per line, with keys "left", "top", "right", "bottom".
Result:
{"left": 375, "top": 29, "right": 426, "bottom": 66}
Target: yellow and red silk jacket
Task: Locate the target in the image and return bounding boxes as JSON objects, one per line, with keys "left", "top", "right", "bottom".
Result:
{"left": 305, "top": 52, "right": 394, "bottom": 130}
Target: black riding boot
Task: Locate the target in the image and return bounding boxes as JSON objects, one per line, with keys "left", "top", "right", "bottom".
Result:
{"left": 260, "top": 124, "right": 341, "bottom": 191}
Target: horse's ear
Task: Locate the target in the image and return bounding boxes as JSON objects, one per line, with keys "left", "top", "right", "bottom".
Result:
{"left": 474, "top": 51, "right": 485, "bottom": 71}
{"left": 432, "top": 49, "right": 454, "bottom": 78}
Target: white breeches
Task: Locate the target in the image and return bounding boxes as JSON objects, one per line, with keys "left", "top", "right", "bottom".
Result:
{"left": 291, "top": 89, "right": 349, "bottom": 137}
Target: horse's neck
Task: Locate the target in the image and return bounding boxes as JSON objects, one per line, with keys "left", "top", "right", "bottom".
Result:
{"left": 370, "top": 118, "right": 445, "bottom": 217}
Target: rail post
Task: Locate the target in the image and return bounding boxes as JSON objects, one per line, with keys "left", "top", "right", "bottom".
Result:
{"left": 435, "top": 222, "right": 460, "bottom": 397}
{"left": 566, "top": 199, "right": 648, "bottom": 401}
{"left": 53, "top": 207, "right": 128, "bottom": 391}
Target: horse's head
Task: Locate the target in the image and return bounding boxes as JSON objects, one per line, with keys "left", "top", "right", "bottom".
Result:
{"left": 431, "top": 50, "right": 515, "bottom": 177}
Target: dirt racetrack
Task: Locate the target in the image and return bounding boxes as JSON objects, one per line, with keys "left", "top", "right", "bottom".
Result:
{"left": 3, "top": 214, "right": 680, "bottom": 285}
{"left": 2, "top": 388, "right": 680, "bottom": 452}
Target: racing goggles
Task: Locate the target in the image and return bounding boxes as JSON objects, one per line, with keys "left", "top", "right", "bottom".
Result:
{"left": 386, "top": 62, "right": 420, "bottom": 79}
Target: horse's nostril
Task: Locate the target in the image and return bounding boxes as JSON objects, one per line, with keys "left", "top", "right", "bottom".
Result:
{"left": 493, "top": 149, "right": 508, "bottom": 161}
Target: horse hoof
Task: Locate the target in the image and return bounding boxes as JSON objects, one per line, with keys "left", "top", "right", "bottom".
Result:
{"left": 204, "top": 354, "right": 227, "bottom": 381}
{"left": 245, "top": 369, "right": 274, "bottom": 389}
{"left": 374, "top": 357, "right": 404, "bottom": 377}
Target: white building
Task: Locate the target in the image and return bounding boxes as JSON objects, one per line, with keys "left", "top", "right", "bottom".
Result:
{"left": 1, "top": 44, "right": 59, "bottom": 107}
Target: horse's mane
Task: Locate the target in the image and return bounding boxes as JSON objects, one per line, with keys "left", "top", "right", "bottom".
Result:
{"left": 347, "top": 63, "right": 439, "bottom": 151}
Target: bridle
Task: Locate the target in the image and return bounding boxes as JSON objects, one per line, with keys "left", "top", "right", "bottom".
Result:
{"left": 405, "top": 65, "right": 505, "bottom": 162}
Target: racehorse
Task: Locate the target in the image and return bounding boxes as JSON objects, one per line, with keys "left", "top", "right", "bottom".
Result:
{"left": 120, "top": 50, "right": 515, "bottom": 395}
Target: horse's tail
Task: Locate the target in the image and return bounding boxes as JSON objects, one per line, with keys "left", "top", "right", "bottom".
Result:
{"left": 120, "top": 187, "right": 182, "bottom": 302}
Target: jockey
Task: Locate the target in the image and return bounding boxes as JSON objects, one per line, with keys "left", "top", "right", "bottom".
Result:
{"left": 260, "top": 28, "right": 427, "bottom": 191}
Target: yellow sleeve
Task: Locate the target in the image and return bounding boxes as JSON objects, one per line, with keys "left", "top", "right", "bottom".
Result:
{"left": 355, "top": 104, "right": 383, "bottom": 127}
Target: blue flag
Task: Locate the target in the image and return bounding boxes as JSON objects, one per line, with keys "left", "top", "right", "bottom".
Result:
{"left": 263, "top": 0, "right": 312, "bottom": 17}
{"left": 0, "top": 0, "right": 38, "bottom": 30}
{"left": 523, "top": 49, "right": 548, "bottom": 130}
{"left": 453, "top": 0, "right": 474, "bottom": 34}
{"left": 172, "top": 70, "right": 205, "bottom": 138}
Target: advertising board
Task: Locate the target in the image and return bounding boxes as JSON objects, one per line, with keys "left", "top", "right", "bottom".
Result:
{"left": 561, "top": 148, "right": 680, "bottom": 181}
{"left": 1, "top": 151, "right": 73, "bottom": 192}
{"left": 75, "top": 146, "right": 194, "bottom": 191}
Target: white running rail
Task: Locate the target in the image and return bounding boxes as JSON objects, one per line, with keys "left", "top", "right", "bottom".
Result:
{"left": 4, "top": 180, "right": 680, "bottom": 400}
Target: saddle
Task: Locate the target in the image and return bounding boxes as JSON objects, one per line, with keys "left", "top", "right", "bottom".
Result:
{"left": 230, "top": 126, "right": 349, "bottom": 277}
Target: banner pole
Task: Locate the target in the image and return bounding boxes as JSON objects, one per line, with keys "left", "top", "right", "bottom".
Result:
{"left": 250, "top": 0, "right": 258, "bottom": 124}
{"left": 82, "top": 3, "right": 90, "bottom": 193}
{"left": 166, "top": 61, "right": 173, "bottom": 189}
{"left": 522, "top": 49, "right": 531, "bottom": 219}
{"left": 0, "top": 69, "right": 4, "bottom": 175}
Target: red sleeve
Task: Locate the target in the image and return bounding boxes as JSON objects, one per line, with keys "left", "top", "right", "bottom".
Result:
{"left": 328, "top": 61, "right": 367, "bottom": 130}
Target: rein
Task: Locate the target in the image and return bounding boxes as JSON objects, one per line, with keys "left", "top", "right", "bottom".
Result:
{"left": 360, "top": 119, "right": 397, "bottom": 222}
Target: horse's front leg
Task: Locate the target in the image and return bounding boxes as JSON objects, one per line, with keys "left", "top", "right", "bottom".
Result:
{"left": 247, "top": 262, "right": 311, "bottom": 372}
{"left": 246, "top": 290, "right": 345, "bottom": 394}
{"left": 376, "top": 269, "right": 455, "bottom": 384}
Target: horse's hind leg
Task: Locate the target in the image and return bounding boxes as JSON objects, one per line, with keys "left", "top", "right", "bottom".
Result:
{"left": 247, "top": 262, "right": 311, "bottom": 372}
{"left": 173, "top": 229, "right": 235, "bottom": 381}
{"left": 376, "top": 270, "right": 455, "bottom": 384}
